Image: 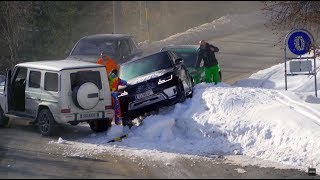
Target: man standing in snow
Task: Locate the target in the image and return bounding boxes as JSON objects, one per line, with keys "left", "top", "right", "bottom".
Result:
{"left": 195, "top": 40, "right": 220, "bottom": 84}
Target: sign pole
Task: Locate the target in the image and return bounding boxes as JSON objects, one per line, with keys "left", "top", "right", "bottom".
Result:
{"left": 284, "top": 29, "right": 316, "bottom": 96}
{"left": 314, "top": 48, "right": 318, "bottom": 97}
{"left": 284, "top": 44, "right": 288, "bottom": 90}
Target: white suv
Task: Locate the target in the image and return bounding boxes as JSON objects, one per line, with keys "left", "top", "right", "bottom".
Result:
{"left": 0, "top": 60, "right": 114, "bottom": 136}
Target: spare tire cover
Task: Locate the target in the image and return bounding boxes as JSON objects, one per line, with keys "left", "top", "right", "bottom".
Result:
{"left": 74, "top": 82, "right": 100, "bottom": 110}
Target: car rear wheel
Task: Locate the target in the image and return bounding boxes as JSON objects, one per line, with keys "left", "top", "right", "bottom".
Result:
{"left": 0, "top": 107, "right": 9, "bottom": 127}
{"left": 37, "top": 108, "right": 57, "bottom": 136}
{"left": 89, "top": 120, "right": 111, "bottom": 132}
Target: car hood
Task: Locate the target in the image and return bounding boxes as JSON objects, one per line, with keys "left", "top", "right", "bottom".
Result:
{"left": 126, "top": 68, "right": 174, "bottom": 85}
{"left": 66, "top": 54, "right": 118, "bottom": 63}
{"left": 66, "top": 55, "right": 100, "bottom": 63}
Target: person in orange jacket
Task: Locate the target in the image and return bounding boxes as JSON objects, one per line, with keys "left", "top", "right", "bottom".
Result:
{"left": 96, "top": 52, "right": 119, "bottom": 76}
{"left": 108, "top": 69, "right": 127, "bottom": 125}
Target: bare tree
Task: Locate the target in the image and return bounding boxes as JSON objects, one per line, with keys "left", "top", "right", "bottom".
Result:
{"left": 263, "top": 1, "right": 320, "bottom": 49}
{"left": 0, "top": 1, "right": 32, "bottom": 68}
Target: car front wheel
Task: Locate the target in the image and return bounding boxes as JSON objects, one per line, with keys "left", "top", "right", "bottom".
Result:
{"left": 89, "top": 120, "right": 111, "bottom": 132}
{"left": 37, "top": 108, "right": 57, "bottom": 136}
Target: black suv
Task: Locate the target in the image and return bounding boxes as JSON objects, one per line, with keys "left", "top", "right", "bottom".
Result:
{"left": 67, "top": 34, "right": 143, "bottom": 64}
{"left": 118, "top": 50, "right": 194, "bottom": 122}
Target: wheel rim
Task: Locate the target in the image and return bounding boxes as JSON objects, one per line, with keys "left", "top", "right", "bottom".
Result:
{"left": 39, "top": 113, "right": 50, "bottom": 133}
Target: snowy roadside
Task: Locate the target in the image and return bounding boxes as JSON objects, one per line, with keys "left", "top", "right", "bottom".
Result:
{"left": 47, "top": 11, "right": 320, "bottom": 174}
{"left": 139, "top": 10, "right": 268, "bottom": 54}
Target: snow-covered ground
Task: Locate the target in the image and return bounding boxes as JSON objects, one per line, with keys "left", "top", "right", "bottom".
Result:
{"left": 53, "top": 52, "right": 320, "bottom": 173}
{"left": 50, "top": 11, "right": 320, "bottom": 173}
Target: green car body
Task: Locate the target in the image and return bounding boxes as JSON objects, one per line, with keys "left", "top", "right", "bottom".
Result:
{"left": 160, "top": 45, "right": 221, "bottom": 84}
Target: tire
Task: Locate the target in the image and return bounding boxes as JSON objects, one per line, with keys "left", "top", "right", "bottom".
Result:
{"left": 37, "top": 108, "right": 57, "bottom": 136}
{"left": 0, "top": 107, "right": 9, "bottom": 127}
{"left": 122, "top": 118, "right": 134, "bottom": 128}
{"left": 72, "top": 82, "right": 100, "bottom": 110}
{"left": 89, "top": 120, "right": 111, "bottom": 132}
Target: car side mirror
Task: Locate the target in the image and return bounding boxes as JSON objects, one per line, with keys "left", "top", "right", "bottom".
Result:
{"left": 118, "top": 84, "right": 127, "bottom": 91}
{"left": 175, "top": 58, "right": 183, "bottom": 64}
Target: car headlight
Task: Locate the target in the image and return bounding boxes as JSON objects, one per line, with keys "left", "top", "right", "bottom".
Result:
{"left": 158, "top": 75, "right": 173, "bottom": 85}
{"left": 118, "top": 90, "right": 128, "bottom": 97}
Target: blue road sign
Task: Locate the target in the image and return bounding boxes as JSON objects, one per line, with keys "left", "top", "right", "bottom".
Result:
{"left": 287, "top": 30, "right": 312, "bottom": 55}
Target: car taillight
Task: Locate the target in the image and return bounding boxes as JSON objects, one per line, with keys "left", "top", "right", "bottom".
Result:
{"left": 61, "top": 109, "right": 71, "bottom": 113}
{"left": 105, "top": 105, "right": 113, "bottom": 110}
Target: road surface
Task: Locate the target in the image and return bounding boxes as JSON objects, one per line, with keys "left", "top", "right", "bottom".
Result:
{"left": 0, "top": 17, "right": 319, "bottom": 179}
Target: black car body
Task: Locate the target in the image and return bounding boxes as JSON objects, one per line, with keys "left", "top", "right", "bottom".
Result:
{"left": 160, "top": 45, "right": 222, "bottom": 84}
{"left": 118, "top": 50, "right": 194, "bottom": 121}
{"left": 67, "top": 34, "right": 143, "bottom": 64}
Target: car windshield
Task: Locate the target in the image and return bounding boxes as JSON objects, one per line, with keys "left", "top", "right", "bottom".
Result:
{"left": 71, "top": 38, "right": 117, "bottom": 56}
{"left": 169, "top": 48, "right": 197, "bottom": 68}
{"left": 120, "top": 52, "right": 173, "bottom": 80}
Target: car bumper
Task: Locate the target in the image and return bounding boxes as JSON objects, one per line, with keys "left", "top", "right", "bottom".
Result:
{"left": 124, "top": 86, "right": 179, "bottom": 118}
{"left": 55, "top": 109, "right": 115, "bottom": 124}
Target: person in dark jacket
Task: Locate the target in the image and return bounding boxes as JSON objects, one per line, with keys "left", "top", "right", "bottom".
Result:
{"left": 195, "top": 40, "right": 220, "bottom": 84}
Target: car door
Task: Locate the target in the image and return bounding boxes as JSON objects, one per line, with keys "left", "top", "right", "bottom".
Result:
{"left": 25, "top": 69, "right": 42, "bottom": 117}
{"left": 4, "top": 68, "right": 12, "bottom": 112}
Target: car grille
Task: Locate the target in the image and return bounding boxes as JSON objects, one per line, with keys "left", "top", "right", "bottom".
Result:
{"left": 135, "top": 82, "right": 157, "bottom": 94}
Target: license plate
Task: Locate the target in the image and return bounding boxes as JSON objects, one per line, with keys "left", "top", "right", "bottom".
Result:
{"left": 78, "top": 112, "right": 100, "bottom": 120}
{"left": 135, "top": 90, "right": 153, "bottom": 100}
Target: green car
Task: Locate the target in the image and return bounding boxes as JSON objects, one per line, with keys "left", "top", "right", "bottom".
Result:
{"left": 160, "top": 45, "right": 221, "bottom": 84}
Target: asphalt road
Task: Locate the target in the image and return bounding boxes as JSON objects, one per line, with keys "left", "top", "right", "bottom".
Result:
{"left": 1, "top": 22, "right": 319, "bottom": 179}
{"left": 213, "top": 24, "right": 285, "bottom": 85}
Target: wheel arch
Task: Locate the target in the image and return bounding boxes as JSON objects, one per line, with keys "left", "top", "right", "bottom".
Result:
{"left": 36, "top": 103, "right": 59, "bottom": 123}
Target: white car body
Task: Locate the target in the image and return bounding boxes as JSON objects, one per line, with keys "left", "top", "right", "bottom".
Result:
{"left": 0, "top": 60, "right": 114, "bottom": 135}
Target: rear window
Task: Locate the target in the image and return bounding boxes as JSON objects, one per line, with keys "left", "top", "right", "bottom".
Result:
{"left": 45, "top": 72, "right": 59, "bottom": 92}
{"left": 70, "top": 71, "right": 102, "bottom": 90}
{"left": 120, "top": 52, "right": 173, "bottom": 80}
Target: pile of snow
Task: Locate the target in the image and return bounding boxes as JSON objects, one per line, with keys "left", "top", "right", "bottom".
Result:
{"left": 49, "top": 9, "right": 320, "bottom": 173}
{"left": 140, "top": 10, "right": 268, "bottom": 54}
{"left": 54, "top": 52, "right": 320, "bottom": 173}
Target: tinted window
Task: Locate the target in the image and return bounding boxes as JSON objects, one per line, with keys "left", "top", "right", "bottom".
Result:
{"left": 119, "top": 40, "right": 131, "bottom": 56}
{"left": 29, "top": 71, "right": 41, "bottom": 88}
{"left": 128, "top": 38, "right": 137, "bottom": 51}
{"left": 120, "top": 52, "right": 173, "bottom": 80}
{"left": 15, "top": 67, "right": 28, "bottom": 82}
{"left": 170, "top": 49, "right": 197, "bottom": 67}
{"left": 45, "top": 72, "right": 58, "bottom": 92}
{"left": 71, "top": 38, "right": 117, "bottom": 56}
{"left": 70, "top": 71, "right": 102, "bottom": 90}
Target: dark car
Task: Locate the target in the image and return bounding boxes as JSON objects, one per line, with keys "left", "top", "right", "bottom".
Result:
{"left": 67, "top": 34, "right": 143, "bottom": 64}
{"left": 160, "top": 45, "right": 221, "bottom": 84}
{"left": 118, "top": 50, "right": 194, "bottom": 123}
